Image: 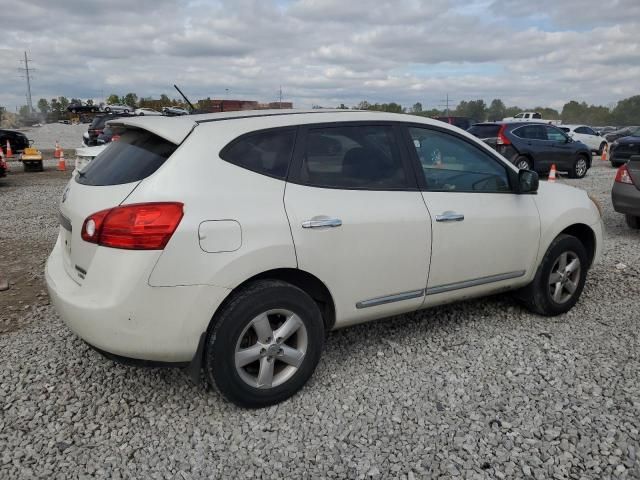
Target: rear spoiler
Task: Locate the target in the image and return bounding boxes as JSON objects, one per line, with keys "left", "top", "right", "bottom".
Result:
{"left": 106, "top": 116, "right": 197, "bottom": 145}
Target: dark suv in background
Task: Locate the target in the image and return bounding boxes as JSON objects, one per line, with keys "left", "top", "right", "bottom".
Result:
{"left": 85, "top": 113, "right": 132, "bottom": 146}
{"left": 434, "top": 116, "right": 476, "bottom": 130}
{"left": 0, "top": 129, "right": 31, "bottom": 154}
{"left": 469, "top": 122, "right": 592, "bottom": 178}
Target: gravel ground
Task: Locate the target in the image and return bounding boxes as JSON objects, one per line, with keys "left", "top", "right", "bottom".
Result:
{"left": 1, "top": 159, "right": 639, "bottom": 479}
{"left": 18, "top": 123, "right": 87, "bottom": 152}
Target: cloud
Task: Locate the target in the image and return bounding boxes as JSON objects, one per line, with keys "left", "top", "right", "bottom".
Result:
{"left": 0, "top": 0, "right": 638, "bottom": 112}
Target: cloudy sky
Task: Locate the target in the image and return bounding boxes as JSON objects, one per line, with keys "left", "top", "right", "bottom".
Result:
{"left": 1, "top": 0, "right": 639, "bottom": 112}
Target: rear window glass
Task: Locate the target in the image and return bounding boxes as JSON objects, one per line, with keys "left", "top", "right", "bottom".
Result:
{"left": 468, "top": 125, "right": 500, "bottom": 138}
{"left": 220, "top": 129, "right": 296, "bottom": 179}
{"left": 76, "top": 129, "right": 176, "bottom": 186}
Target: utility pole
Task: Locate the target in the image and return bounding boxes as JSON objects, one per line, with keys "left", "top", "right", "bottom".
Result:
{"left": 438, "top": 93, "right": 455, "bottom": 116}
{"left": 278, "top": 86, "right": 282, "bottom": 108}
{"left": 19, "top": 51, "right": 34, "bottom": 114}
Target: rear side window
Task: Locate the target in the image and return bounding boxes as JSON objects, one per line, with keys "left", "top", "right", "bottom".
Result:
{"left": 76, "top": 129, "right": 176, "bottom": 186}
{"left": 299, "top": 125, "right": 409, "bottom": 189}
{"left": 513, "top": 125, "right": 546, "bottom": 140}
{"left": 221, "top": 129, "right": 296, "bottom": 179}
{"left": 468, "top": 125, "right": 501, "bottom": 138}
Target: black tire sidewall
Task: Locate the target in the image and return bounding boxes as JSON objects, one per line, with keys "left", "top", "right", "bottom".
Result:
{"left": 206, "top": 281, "right": 324, "bottom": 408}
{"left": 534, "top": 235, "right": 588, "bottom": 315}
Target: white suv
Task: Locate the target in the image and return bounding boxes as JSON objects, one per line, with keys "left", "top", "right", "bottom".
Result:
{"left": 46, "top": 110, "right": 603, "bottom": 407}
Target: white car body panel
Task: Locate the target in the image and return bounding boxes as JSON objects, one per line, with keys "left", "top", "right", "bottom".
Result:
{"left": 561, "top": 124, "right": 607, "bottom": 152}
{"left": 73, "top": 144, "right": 107, "bottom": 173}
{"left": 45, "top": 110, "right": 604, "bottom": 363}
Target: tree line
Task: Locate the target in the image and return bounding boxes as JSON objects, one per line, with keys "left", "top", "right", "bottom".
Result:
{"left": 343, "top": 95, "right": 640, "bottom": 126}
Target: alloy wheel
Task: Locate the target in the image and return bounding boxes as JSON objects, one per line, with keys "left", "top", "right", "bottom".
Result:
{"left": 548, "top": 251, "right": 581, "bottom": 304}
{"left": 234, "top": 309, "right": 308, "bottom": 389}
{"left": 575, "top": 158, "right": 587, "bottom": 177}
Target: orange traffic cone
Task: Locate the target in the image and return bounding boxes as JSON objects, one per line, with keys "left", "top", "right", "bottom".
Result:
{"left": 548, "top": 164, "right": 557, "bottom": 182}
{"left": 0, "top": 149, "right": 7, "bottom": 172}
{"left": 57, "top": 152, "right": 66, "bottom": 172}
{"left": 5, "top": 140, "right": 13, "bottom": 158}
{"left": 54, "top": 141, "right": 62, "bottom": 159}
{"left": 601, "top": 144, "right": 608, "bottom": 162}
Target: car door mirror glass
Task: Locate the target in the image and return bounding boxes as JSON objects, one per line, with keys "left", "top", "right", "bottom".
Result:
{"left": 518, "top": 169, "right": 538, "bottom": 194}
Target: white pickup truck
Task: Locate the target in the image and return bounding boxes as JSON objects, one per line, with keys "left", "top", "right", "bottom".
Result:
{"left": 502, "top": 112, "right": 562, "bottom": 125}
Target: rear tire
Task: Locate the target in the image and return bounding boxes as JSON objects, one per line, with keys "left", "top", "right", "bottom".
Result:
{"left": 515, "top": 156, "right": 532, "bottom": 171}
{"left": 569, "top": 154, "right": 589, "bottom": 178}
{"left": 626, "top": 215, "right": 640, "bottom": 229}
{"left": 205, "top": 280, "right": 325, "bottom": 408}
{"left": 516, "top": 234, "right": 588, "bottom": 316}
{"left": 104, "top": 107, "right": 111, "bottom": 113}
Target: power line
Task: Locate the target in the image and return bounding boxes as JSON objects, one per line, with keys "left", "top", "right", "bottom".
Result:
{"left": 437, "top": 93, "right": 456, "bottom": 116}
{"left": 18, "top": 52, "right": 35, "bottom": 114}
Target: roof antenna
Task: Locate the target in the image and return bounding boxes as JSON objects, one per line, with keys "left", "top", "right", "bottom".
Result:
{"left": 173, "top": 84, "right": 196, "bottom": 111}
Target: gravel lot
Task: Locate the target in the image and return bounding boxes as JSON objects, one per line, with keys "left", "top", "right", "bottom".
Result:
{"left": 1, "top": 159, "right": 639, "bottom": 479}
{"left": 18, "top": 123, "right": 87, "bottom": 152}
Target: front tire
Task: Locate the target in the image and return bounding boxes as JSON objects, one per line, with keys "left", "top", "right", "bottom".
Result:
{"left": 515, "top": 155, "right": 532, "bottom": 171}
{"left": 104, "top": 107, "right": 111, "bottom": 113}
{"left": 569, "top": 154, "right": 589, "bottom": 178}
{"left": 626, "top": 215, "right": 640, "bottom": 229}
{"left": 205, "top": 280, "right": 325, "bottom": 408}
{"left": 517, "top": 234, "right": 588, "bottom": 316}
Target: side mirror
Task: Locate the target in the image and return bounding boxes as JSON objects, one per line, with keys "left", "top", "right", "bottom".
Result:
{"left": 518, "top": 169, "right": 539, "bottom": 194}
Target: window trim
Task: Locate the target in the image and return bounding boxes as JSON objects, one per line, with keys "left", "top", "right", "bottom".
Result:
{"left": 287, "top": 121, "right": 420, "bottom": 191}
{"left": 399, "top": 123, "right": 517, "bottom": 194}
{"left": 219, "top": 126, "right": 299, "bottom": 181}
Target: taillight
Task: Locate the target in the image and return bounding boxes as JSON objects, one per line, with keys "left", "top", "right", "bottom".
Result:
{"left": 111, "top": 135, "right": 120, "bottom": 142}
{"left": 496, "top": 124, "right": 511, "bottom": 145}
{"left": 81, "top": 202, "right": 184, "bottom": 250}
{"left": 615, "top": 164, "right": 634, "bottom": 185}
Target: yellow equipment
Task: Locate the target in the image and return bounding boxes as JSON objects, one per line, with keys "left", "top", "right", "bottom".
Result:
{"left": 21, "top": 147, "right": 44, "bottom": 172}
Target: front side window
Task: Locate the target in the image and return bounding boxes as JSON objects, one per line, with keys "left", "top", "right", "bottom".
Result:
{"left": 545, "top": 126, "right": 567, "bottom": 142}
{"left": 299, "top": 125, "right": 408, "bottom": 189}
{"left": 408, "top": 127, "right": 510, "bottom": 193}
{"left": 575, "top": 126, "right": 589, "bottom": 134}
{"left": 221, "top": 129, "right": 296, "bottom": 179}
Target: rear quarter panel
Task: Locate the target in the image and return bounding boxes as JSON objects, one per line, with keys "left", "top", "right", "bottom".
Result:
{"left": 125, "top": 122, "right": 298, "bottom": 288}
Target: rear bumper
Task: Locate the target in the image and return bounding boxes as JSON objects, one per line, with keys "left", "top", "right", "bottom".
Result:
{"left": 612, "top": 182, "right": 640, "bottom": 216}
{"left": 45, "top": 236, "right": 231, "bottom": 362}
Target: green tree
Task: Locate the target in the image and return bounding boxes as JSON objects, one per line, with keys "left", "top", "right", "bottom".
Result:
{"left": 611, "top": 95, "right": 640, "bottom": 126}
{"left": 70, "top": 98, "right": 82, "bottom": 106}
{"left": 532, "top": 107, "right": 560, "bottom": 120}
{"left": 57, "top": 96, "right": 70, "bottom": 111}
{"left": 123, "top": 93, "right": 138, "bottom": 108}
{"left": 504, "top": 106, "right": 523, "bottom": 118}
{"left": 106, "top": 94, "right": 121, "bottom": 105}
{"left": 159, "top": 94, "right": 171, "bottom": 107}
{"left": 411, "top": 102, "right": 423, "bottom": 113}
{"left": 86, "top": 99, "right": 94, "bottom": 106}
{"left": 37, "top": 98, "right": 50, "bottom": 115}
{"left": 487, "top": 99, "right": 506, "bottom": 121}
{"left": 455, "top": 99, "right": 486, "bottom": 121}
{"left": 561, "top": 101, "right": 588, "bottom": 123}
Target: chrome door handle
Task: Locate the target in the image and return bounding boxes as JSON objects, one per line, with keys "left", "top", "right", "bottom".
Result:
{"left": 435, "top": 211, "right": 464, "bottom": 222}
{"left": 302, "top": 217, "right": 342, "bottom": 229}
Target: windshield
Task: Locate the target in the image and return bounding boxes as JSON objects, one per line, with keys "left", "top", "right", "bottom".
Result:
{"left": 76, "top": 129, "right": 176, "bottom": 186}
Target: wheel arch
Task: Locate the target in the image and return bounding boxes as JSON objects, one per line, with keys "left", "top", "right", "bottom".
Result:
{"left": 211, "top": 268, "right": 336, "bottom": 333}
{"left": 559, "top": 223, "right": 596, "bottom": 269}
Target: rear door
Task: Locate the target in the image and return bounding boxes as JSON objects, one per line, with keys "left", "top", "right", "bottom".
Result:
{"left": 284, "top": 123, "right": 431, "bottom": 327}
{"left": 58, "top": 128, "right": 177, "bottom": 284}
{"left": 403, "top": 125, "right": 540, "bottom": 304}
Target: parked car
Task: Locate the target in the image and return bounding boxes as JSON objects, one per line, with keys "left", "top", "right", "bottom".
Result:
{"left": 0, "top": 129, "right": 31, "bottom": 154}
{"left": 46, "top": 110, "right": 603, "bottom": 408}
{"left": 467, "top": 123, "right": 501, "bottom": 148}
{"left": 74, "top": 144, "right": 107, "bottom": 174}
{"left": 594, "top": 126, "right": 617, "bottom": 135}
{"left": 96, "top": 125, "right": 121, "bottom": 145}
{"left": 67, "top": 103, "right": 100, "bottom": 114}
{"left": 502, "top": 112, "right": 562, "bottom": 125}
{"left": 162, "top": 106, "right": 190, "bottom": 116}
{"left": 103, "top": 104, "right": 132, "bottom": 114}
{"left": 493, "top": 122, "right": 592, "bottom": 178}
{"left": 134, "top": 108, "right": 162, "bottom": 116}
{"left": 605, "top": 126, "right": 640, "bottom": 143}
{"left": 85, "top": 113, "right": 131, "bottom": 146}
{"left": 0, "top": 155, "right": 7, "bottom": 177}
{"left": 609, "top": 132, "right": 640, "bottom": 167}
{"left": 433, "top": 116, "right": 475, "bottom": 130}
{"left": 611, "top": 156, "right": 640, "bottom": 229}
{"left": 559, "top": 124, "right": 608, "bottom": 155}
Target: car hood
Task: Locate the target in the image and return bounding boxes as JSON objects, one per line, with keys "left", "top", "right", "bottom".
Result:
{"left": 613, "top": 135, "right": 640, "bottom": 144}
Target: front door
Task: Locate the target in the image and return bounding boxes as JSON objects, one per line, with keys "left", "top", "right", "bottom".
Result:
{"left": 404, "top": 125, "right": 540, "bottom": 305}
{"left": 284, "top": 123, "right": 431, "bottom": 327}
